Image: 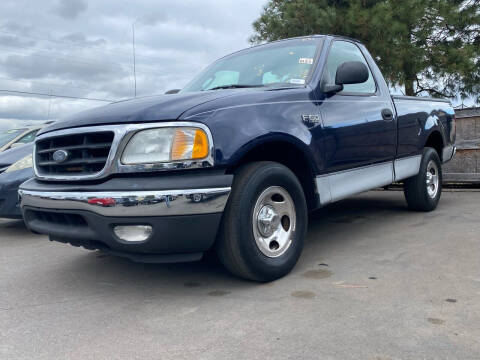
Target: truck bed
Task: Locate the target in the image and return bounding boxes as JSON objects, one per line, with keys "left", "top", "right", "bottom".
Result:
{"left": 392, "top": 95, "right": 455, "bottom": 160}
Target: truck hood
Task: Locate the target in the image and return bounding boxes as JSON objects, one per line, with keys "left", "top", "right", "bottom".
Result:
{"left": 39, "top": 90, "right": 243, "bottom": 135}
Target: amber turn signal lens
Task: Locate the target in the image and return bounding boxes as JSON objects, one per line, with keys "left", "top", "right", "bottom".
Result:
{"left": 171, "top": 128, "right": 209, "bottom": 161}
{"left": 192, "top": 129, "right": 208, "bottom": 159}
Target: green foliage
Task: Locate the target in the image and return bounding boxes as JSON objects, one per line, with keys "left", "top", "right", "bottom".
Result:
{"left": 251, "top": 0, "right": 480, "bottom": 101}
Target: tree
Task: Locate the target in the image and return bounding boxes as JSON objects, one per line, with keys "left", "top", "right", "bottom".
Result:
{"left": 251, "top": 0, "right": 480, "bottom": 101}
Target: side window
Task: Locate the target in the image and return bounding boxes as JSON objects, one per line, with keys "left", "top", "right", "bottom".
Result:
{"left": 323, "top": 41, "right": 376, "bottom": 94}
{"left": 16, "top": 130, "right": 39, "bottom": 144}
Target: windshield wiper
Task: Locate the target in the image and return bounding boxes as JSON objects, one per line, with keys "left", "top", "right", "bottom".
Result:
{"left": 205, "top": 84, "right": 265, "bottom": 91}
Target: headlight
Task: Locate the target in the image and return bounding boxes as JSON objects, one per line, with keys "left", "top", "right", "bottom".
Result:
{"left": 5, "top": 154, "right": 33, "bottom": 173}
{"left": 121, "top": 127, "right": 209, "bottom": 165}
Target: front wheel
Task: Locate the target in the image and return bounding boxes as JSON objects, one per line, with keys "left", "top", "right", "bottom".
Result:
{"left": 403, "top": 147, "right": 442, "bottom": 211}
{"left": 216, "top": 161, "right": 308, "bottom": 282}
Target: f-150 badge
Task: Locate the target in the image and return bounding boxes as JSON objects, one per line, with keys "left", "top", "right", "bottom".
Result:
{"left": 302, "top": 114, "right": 321, "bottom": 127}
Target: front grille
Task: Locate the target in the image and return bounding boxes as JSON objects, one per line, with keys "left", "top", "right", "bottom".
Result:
{"left": 36, "top": 131, "right": 114, "bottom": 176}
{"left": 26, "top": 210, "right": 88, "bottom": 227}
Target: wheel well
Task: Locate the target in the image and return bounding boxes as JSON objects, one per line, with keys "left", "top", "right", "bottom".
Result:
{"left": 226, "top": 142, "right": 318, "bottom": 210}
{"left": 425, "top": 131, "right": 444, "bottom": 160}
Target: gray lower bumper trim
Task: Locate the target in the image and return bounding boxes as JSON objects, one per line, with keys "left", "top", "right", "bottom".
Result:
{"left": 19, "top": 187, "right": 231, "bottom": 217}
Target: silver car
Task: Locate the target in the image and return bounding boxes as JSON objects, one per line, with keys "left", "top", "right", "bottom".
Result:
{"left": 0, "top": 125, "right": 44, "bottom": 153}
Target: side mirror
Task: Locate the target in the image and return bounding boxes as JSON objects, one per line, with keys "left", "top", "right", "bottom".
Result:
{"left": 335, "top": 61, "right": 369, "bottom": 85}
{"left": 323, "top": 61, "right": 369, "bottom": 94}
{"left": 165, "top": 89, "right": 180, "bottom": 94}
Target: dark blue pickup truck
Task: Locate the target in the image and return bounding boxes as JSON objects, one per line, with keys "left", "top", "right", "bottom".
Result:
{"left": 19, "top": 35, "right": 456, "bottom": 281}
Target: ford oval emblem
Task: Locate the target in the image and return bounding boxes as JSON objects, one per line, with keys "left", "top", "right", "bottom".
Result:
{"left": 52, "top": 149, "right": 69, "bottom": 163}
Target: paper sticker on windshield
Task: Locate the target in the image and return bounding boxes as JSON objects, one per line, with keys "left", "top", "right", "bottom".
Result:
{"left": 299, "top": 58, "right": 314, "bottom": 65}
{"left": 289, "top": 79, "right": 306, "bottom": 85}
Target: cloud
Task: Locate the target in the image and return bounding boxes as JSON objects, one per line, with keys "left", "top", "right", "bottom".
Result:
{"left": 0, "top": 0, "right": 268, "bottom": 128}
{"left": 60, "top": 32, "right": 107, "bottom": 47}
{"left": 0, "top": 22, "right": 34, "bottom": 36}
{"left": 0, "top": 95, "right": 105, "bottom": 122}
{"left": 0, "top": 33, "right": 36, "bottom": 47}
{"left": 54, "top": 0, "right": 88, "bottom": 20}
{"left": 2, "top": 51, "right": 128, "bottom": 81}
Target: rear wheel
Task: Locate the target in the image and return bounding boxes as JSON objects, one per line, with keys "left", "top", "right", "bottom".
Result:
{"left": 216, "top": 161, "right": 308, "bottom": 282}
{"left": 404, "top": 147, "right": 442, "bottom": 211}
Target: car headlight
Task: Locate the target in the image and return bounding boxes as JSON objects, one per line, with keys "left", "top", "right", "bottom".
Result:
{"left": 121, "top": 127, "right": 210, "bottom": 165}
{"left": 5, "top": 154, "right": 33, "bottom": 173}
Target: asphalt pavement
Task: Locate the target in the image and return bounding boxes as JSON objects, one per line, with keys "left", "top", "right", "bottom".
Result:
{"left": 1, "top": 190, "right": 479, "bottom": 360}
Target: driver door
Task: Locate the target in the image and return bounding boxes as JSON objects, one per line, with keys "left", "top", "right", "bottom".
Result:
{"left": 316, "top": 40, "right": 396, "bottom": 204}
{"left": 319, "top": 40, "right": 396, "bottom": 173}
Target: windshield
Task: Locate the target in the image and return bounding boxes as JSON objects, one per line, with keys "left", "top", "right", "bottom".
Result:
{"left": 182, "top": 37, "right": 323, "bottom": 92}
{"left": 0, "top": 128, "right": 26, "bottom": 148}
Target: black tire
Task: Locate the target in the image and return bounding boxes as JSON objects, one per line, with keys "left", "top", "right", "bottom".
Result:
{"left": 404, "top": 147, "right": 442, "bottom": 211}
{"left": 216, "top": 161, "right": 308, "bottom": 282}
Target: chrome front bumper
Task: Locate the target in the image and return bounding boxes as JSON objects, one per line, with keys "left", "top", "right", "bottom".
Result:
{"left": 19, "top": 187, "right": 231, "bottom": 217}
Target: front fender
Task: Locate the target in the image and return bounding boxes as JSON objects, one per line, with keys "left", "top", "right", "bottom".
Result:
{"left": 181, "top": 89, "right": 321, "bottom": 171}
{"left": 226, "top": 132, "right": 317, "bottom": 171}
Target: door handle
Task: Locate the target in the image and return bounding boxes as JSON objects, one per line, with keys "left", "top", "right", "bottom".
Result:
{"left": 381, "top": 108, "right": 394, "bottom": 121}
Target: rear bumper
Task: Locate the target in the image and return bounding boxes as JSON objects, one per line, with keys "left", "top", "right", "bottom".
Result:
{"left": 19, "top": 172, "right": 232, "bottom": 262}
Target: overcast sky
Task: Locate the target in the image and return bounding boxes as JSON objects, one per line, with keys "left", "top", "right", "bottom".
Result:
{"left": 0, "top": 0, "right": 267, "bottom": 129}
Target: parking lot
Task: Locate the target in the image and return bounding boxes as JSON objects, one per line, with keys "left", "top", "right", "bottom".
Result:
{"left": 1, "top": 190, "right": 479, "bottom": 360}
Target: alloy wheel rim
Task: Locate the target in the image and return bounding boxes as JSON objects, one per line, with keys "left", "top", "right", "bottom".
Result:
{"left": 252, "top": 186, "right": 296, "bottom": 258}
{"left": 426, "top": 160, "right": 439, "bottom": 198}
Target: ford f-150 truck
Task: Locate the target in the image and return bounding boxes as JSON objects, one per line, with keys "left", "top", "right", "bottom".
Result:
{"left": 19, "top": 35, "right": 456, "bottom": 281}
